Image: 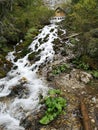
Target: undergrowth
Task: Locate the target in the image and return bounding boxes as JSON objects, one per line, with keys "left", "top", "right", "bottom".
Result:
{"left": 52, "top": 64, "right": 70, "bottom": 75}
{"left": 39, "top": 89, "right": 67, "bottom": 125}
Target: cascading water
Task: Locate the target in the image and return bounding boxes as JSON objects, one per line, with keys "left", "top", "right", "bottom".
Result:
{"left": 0, "top": 24, "right": 66, "bottom": 130}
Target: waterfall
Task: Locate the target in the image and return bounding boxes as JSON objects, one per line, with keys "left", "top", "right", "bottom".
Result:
{"left": 0, "top": 24, "right": 66, "bottom": 129}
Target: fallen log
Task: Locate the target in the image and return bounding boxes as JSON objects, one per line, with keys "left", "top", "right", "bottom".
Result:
{"left": 63, "top": 33, "right": 82, "bottom": 40}
{"left": 80, "top": 99, "right": 92, "bottom": 130}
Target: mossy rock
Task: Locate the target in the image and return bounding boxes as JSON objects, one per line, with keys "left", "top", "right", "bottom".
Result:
{"left": 0, "top": 69, "right": 6, "bottom": 78}
{"left": 15, "top": 44, "right": 24, "bottom": 52}
{"left": 53, "top": 38, "right": 60, "bottom": 45}
{"left": 28, "top": 52, "right": 36, "bottom": 61}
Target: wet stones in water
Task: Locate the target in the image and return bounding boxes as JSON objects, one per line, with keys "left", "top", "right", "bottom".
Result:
{"left": 35, "top": 44, "right": 39, "bottom": 50}
{"left": 20, "top": 113, "right": 41, "bottom": 130}
{"left": 13, "top": 65, "right": 18, "bottom": 70}
{"left": 28, "top": 51, "right": 41, "bottom": 62}
{"left": 0, "top": 59, "right": 13, "bottom": 78}
{"left": 34, "top": 56, "right": 40, "bottom": 62}
{"left": 9, "top": 85, "right": 29, "bottom": 98}
{"left": 44, "top": 34, "right": 49, "bottom": 42}
{"left": 28, "top": 52, "right": 36, "bottom": 61}
{"left": 0, "top": 85, "right": 4, "bottom": 92}
{"left": 50, "top": 28, "right": 54, "bottom": 32}
{"left": 4, "top": 60, "right": 13, "bottom": 71}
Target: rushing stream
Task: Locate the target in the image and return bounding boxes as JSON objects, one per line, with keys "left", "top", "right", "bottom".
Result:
{"left": 0, "top": 24, "right": 66, "bottom": 130}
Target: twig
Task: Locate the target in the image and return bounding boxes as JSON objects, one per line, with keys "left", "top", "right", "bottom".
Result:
{"left": 63, "top": 33, "right": 82, "bottom": 40}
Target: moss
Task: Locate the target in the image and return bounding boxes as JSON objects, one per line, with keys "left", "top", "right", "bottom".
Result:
{"left": 0, "top": 69, "right": 6, "bottom": 78}
{"left": 15, "top": 44, "right": 24, "bottom": 52}
{"left": 28, "top": 52, "right": 36, "bottom": 61}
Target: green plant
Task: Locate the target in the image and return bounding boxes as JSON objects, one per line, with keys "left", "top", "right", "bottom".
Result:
{"left": 70, "top": 37, "right": 78, "bottom": 44}
{"left": 90, "top": 70, "right": 98, "bottom": 79}
{"left": 39, "top": 89, "right": 66, "bottom": 125}
{"left": 78, "top": 62, "right": 89, "bottom": 70}
{"left": 72, "top": 59, "right": 90, "bottom": 70}
{"left": 52, "top": 64, "right": 70, "bottom": 75}
{"left": 24, "top": 27, "right": 39, "bottom": 43}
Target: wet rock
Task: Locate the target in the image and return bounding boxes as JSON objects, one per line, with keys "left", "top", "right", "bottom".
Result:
{"left": 0, "top": 58, "right": 13, "bottom": 78}
{"left": 9, "top": 85, "right": 29, "bottom": 98}
{"left": 19, "top": 77, "right": 28, "bottom": 83}
{"left": 0, "top": 69, "right": 6, "bottom": 78}
{"left": 20, "top": 112, "right": 41, "bottom": 130}
{"left": 20, "top": 114, "right": 34, "bottom": 129}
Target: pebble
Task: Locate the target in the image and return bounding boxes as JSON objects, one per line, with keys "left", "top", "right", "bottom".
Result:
{"left": 40, "top": 128, "right": 46, "bottom": 130}
{"left": 91, "top": 119, "right": 95, "bottom": 123}
{"left": 92, "top": 97, "right": 96, "bottom": 103}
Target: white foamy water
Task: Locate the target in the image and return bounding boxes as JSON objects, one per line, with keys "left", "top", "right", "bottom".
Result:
{"left": 0, "top": 24, "right": 66, "bottom": 129}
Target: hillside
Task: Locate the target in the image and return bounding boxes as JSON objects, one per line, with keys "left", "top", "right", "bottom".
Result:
{"left": 0, "top": 0, "right": 98, "bottom": 130}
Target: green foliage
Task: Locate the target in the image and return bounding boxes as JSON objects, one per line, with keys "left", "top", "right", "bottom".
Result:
{"left": 63, "top": 0, "right": 98, "bottom": 32}
{"left": 72, "top": 58, "right": 90, "bottom": 70}
{"left": 90, "top": 70, "right": 98, "bottom": 79}
{"left": 0, "top": 36, "right": 7, "bottom": 44}
{"left": 39, "top": 89, "right": 66, "bottom": 125}
{"left": 48, "top": 89, "right": 61, "bottom": 95}
{"left": 0, "top": 0, "right": 53, "bottom": 46}
{"left": 62, "top": 0, "right": 98, "bottom": 71}
{"left": 70, "top": 37, "right": 79, "bottom": 44}
{"left": 24, "top": 27, "right": 39, "bottom": 44}
{"left": 72, "top": 0, "right": 80, "bottom": 4}
{"left": 52, "top": 64, "right": 70, "bottom": 75}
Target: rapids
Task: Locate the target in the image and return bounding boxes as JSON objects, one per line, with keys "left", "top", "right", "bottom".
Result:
{"left": 0, "top": 24, "right": 66, "bottom": 129}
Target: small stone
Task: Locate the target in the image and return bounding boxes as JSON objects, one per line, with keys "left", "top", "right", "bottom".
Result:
{"left": 40, "top": 128, "right": 47, "bottom": 130}
{"left": 90, "top": 104, "right": 94, "bottom": 107}
{"left": 91, "top": 119, "right": 95, "bottom": 123}
{"left": 92, "top": 97, "right": 96, "bottom": 103}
